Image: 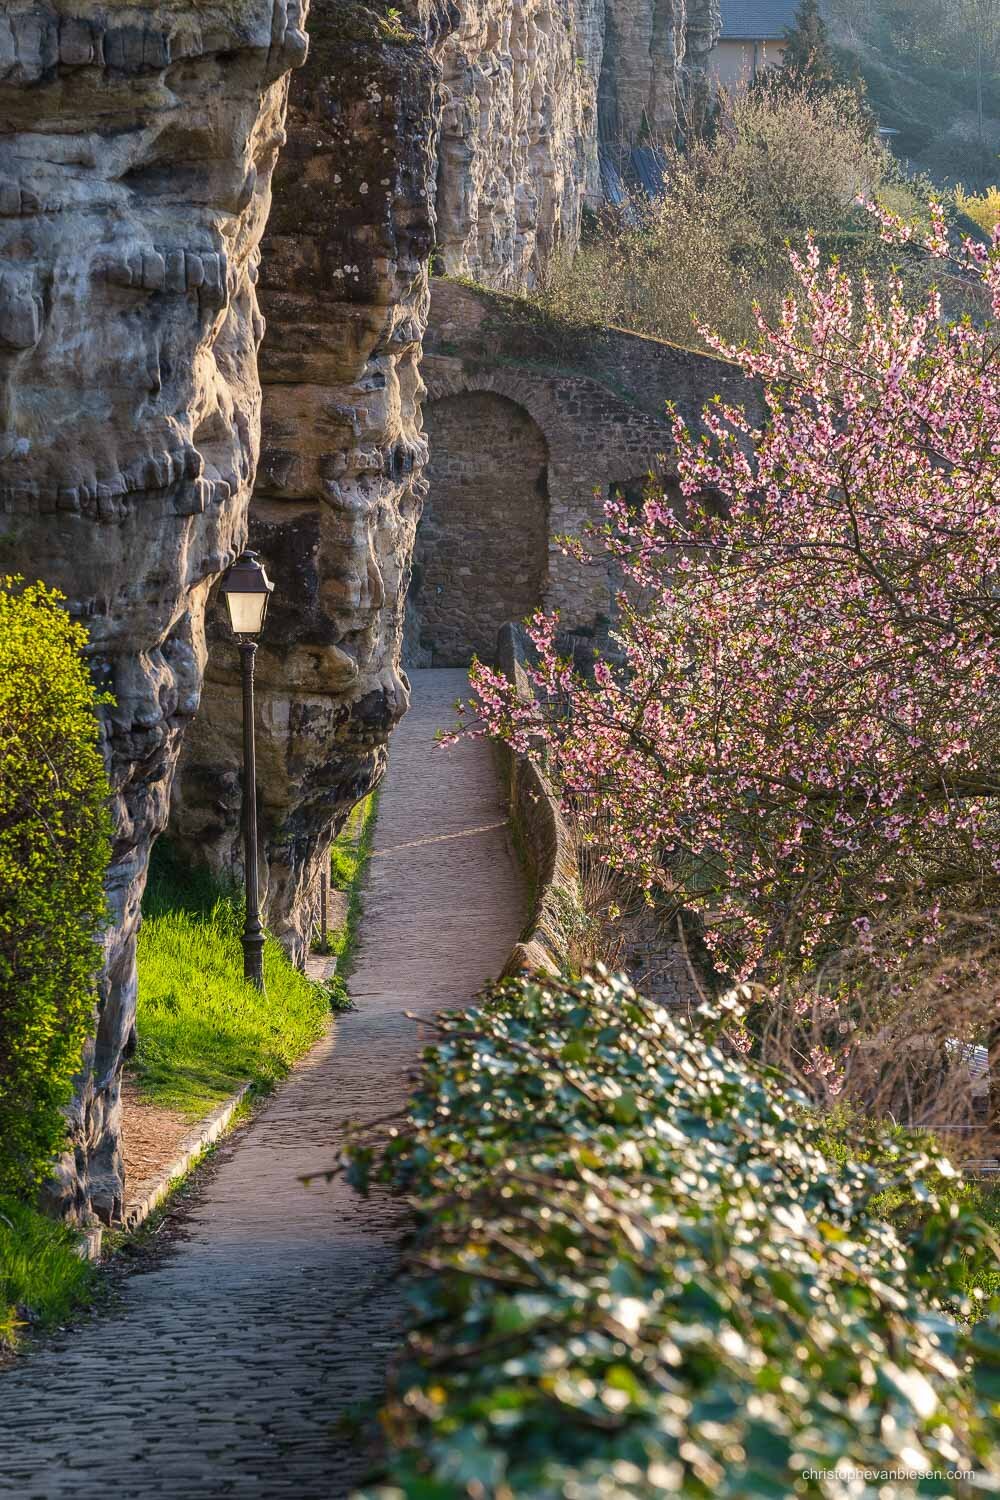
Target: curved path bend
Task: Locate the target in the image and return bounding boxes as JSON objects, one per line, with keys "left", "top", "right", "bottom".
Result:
{"left": 0, "top": 668, "right": 524, "bottom": 1499}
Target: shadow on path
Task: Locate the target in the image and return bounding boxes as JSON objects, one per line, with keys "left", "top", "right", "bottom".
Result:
{"left": 0, "top": 669, "right": 524, "bottom": 1500}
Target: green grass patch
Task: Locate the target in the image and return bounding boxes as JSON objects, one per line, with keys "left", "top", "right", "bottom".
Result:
{"left": 0, "top": 1196, "right": 95, "bottom": 1350}
{"left": 315, "top": 791, "right": 379, "bottom": 983}
{"left": 133, "top": 843, "right": 331, "bottom": 1118}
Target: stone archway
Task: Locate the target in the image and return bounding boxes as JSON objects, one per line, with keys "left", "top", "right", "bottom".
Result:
{"left": 407, "top": 391, "right": 550, "bottom": 667}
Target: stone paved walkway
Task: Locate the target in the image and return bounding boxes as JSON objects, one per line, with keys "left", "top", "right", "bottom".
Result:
{"left": 0, "top": 669, "right": 524, "bottom": 1499}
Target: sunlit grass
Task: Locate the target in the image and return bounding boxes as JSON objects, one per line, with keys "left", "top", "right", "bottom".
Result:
{"left": 134, "top": 843, "right": 331, "bottom": 1118}
{"left": 0, "top": 1197, "right": 95, "bottom": 1350}
{"left": 318, "top": 791, "right": 379, "bottom": 979}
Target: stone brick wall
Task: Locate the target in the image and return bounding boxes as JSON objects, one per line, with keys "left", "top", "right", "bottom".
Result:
{"left": 496, "top": 624, "right": 703, "bottom": 1008}
{"left": 407, "top": 393, "right": 550, "bottom": 666}
{"left": 495, "top": 624, "right": 584, "bottom": 978}
{"left": 411, "top": 277, "right": 761, "bottom": 664}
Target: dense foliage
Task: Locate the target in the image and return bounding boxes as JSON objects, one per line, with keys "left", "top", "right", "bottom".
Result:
{"left": 826, "top": 0, "right": 1000, "bottom": 181}
{"left": 472, "top": 214, "right": 1000, "bottom": 985}
{"left": 536, "top": 85, "right": 935, "bottom": 354}
{"left": 781, "top": 0, "right": 849, "bottom": 95}
{"left": 347, "top": 973, "right": 1000, "bottom": 1498}
{"left": 0, "top": 1195, "right": 96, "bottom": 1350}
{"left": 135, "top": 843, "right": 330, "bottom": 1116}
{"left": 0, "top": 578, "right": 110, "bottom": 1196}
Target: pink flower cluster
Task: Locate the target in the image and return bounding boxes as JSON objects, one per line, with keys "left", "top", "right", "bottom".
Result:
{"left": 470, "top": 209, "right": 1000, "bottom": 982}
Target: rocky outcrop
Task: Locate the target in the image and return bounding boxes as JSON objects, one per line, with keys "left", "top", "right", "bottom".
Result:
{"left": 171, "top": 1, "right": 445, "bottom": 962}
{"left": 0, "top": 0, "right": 308, "bottom": 1223}
{"left": 598, "top": 0, "right": 721, "bottom": 143}
{"left": 4, "top": 0, "right": 723, "bottom": 1220}
{"left": 172, "top": 0, "right": 722, "bottom": 967}
{"left": 434, "top": 0, "right": 722, "bottom": 289}
{"left": 434, "top": 0, "right": 723, "bottom": 289}
{"left": 434, "top": 0, "right": 603, "bottom": 288}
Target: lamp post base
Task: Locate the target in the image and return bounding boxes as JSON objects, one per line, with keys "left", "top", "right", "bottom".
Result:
{"left": 242, "top": 929, "right": 266, "bottom": 992}
{"left": 239, "top": 638, "right": 266, "bottom": 996}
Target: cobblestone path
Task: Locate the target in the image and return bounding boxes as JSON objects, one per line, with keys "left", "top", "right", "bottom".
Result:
{"left": 0, "top": 669, "right": 524, "bottom": 1499}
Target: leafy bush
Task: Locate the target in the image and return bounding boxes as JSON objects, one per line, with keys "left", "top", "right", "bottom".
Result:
{"left": 346, "top": 973, "right": 1000, "bottom": 1497}
{"left": 0, "top": 578, "right": 110, "bottom": 1197}
{"left": 957, "top": 183, "right": 1000, "bottom": 233}
{"left": 537, "top": 84, "right": 938, "bottom": 353}
{"left": 135, "top": 842, "right": 330, "bottom": 1116}
{"left": 825, "top": 0, "right": 1000, "bottom": 185}
{"left": 0, "top": 1195, "right": 95, "bottom": 1350}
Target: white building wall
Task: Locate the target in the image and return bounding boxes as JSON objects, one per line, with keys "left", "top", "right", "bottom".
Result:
{"left": 710, "top": 36, "right": 786, "bottom": 88}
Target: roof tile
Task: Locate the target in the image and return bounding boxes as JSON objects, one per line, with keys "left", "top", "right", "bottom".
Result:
{"left": 719, "top": 0, "right": 800, "bottom": 41}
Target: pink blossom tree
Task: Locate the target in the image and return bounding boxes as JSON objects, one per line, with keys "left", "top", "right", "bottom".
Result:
{"left": 468, "top": 210, "right": 1000, "bottom": 985}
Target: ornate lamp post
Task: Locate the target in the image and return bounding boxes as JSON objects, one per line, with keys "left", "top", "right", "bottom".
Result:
{"left": 219, "top": 550, "right": 274, "bottom": 991}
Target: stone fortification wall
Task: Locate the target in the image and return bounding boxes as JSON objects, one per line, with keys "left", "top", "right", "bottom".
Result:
{"left": 408, "top": 277, "right": 759, "bottom": 666}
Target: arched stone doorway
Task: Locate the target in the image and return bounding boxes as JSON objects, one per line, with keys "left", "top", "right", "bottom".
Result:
{"left": 406, "top": 391, "right": 550, "bottom": 666}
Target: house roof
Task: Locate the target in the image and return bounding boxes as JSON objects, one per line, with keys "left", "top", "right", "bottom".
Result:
{"left": 719, "top": 0, "right": 800, "bottom": 41}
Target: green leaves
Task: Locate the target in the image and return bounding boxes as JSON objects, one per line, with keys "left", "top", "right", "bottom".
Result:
{"left": 351, "top": 972, "right": 1000, "bottom": 1498}
{"left": 0, "top": 577, "right": 111, "bottom": 1197}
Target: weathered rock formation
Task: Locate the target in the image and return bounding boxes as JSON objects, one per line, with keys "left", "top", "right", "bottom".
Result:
{"left": 434, "top": 0, "right": 602, "bottom": 288}
{"left": 0, "top": 0, "right": 308, "bottom": 1222}
{"left": 435, "top": 0, "right": 722, "bottom": 287}
{"left": 598, "top": 0, "right": 721, "bottom": 144}
{"left": 172, "top": 0, "right": 723, "bottom": 968}
{"left": 3, "top": 0, "right": 726, "bottom": 1220}
{"left": 171, "top": 2, "right": 445, "bottom": 962}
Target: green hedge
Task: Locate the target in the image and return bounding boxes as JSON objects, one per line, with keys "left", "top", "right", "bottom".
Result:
{"left": 0, "top": 578, "right": 110, "bottom": 1197}
{"left": 347, "top": 973, "right": 1000, "bottom": 1498}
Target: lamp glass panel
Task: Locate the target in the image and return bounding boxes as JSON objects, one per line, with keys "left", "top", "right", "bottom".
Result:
{"left": 225, "top": 591, "right": 269, "bottom": 636}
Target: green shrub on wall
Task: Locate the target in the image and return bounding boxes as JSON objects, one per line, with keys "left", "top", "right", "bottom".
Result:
{"left": 0, "top": 577, "right": 111, "bottom": 1197}
{"left": 347, "top": 972, "right": 1000, "bottom": 1497}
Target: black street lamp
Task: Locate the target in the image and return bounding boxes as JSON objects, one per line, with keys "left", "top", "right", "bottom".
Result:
{"left": 219, "top": 549, "right": 274, "bottom": 992}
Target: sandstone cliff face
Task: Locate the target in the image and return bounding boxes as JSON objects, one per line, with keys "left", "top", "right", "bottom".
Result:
{"left": 598, "top": 0, "right": 720, "bottom": 142}
{"left": 5, "top": 0, "right": 723, "bottom": 1221}
{"left": 171, "top": 0, "right": 721, "bottom": 969}
{"left": 0, "top": 0, "right": 307, "bottom": 1222}
{"left": 436, "top": 0, "right": 722, "bottom": 288}
{"left": 171, "top": 1, "right": 445, "bottom": 962}
{"left": 434, "top": 0, "right": 603, "bottom": 288}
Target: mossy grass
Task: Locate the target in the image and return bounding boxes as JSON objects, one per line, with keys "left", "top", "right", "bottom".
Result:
{"left": 0, "top": 1197, "right": 96, "bottom": 1351}
{"left": 133, "top": 842, "right": 331, "bottom": 1118}
{"left": 313, "top": 791, "right": 380, "bottom": 982}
